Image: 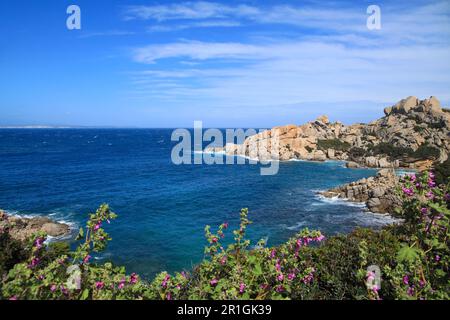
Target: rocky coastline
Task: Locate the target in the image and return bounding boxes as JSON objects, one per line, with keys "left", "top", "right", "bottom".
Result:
{"left": 206, "top": 96, "right": 449, "bottom": 215}
{"left": 0, "top": 209, "right": 71, "bottom": 241}
{"left": 319, "top": 168, "right": 403, "bottom": 214}
{"left": 207, "top": 96, "right": 449, "bottom": 170}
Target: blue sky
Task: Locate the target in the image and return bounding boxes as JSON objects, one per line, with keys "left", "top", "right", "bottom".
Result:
{"left": 1, "top": 0, "right": 450, "bottom": 127}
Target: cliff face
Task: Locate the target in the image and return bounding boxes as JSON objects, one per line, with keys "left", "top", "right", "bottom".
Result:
{"left": 211, "top": 96, "right": 450, "bottom": 169}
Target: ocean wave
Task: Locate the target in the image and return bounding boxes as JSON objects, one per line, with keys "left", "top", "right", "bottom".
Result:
{"left": 313, "top": 193, "right": 366, "bottom": 208}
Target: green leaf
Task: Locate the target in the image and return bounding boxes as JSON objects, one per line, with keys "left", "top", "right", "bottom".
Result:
{"left": 254, "top": 263, "right": 263, "bottom": 276}
{"left": 396, "top": 245, "right": 420, "bottom": 263}
{"left": 81, "top": 288, "right": 89, "bottom": 300}
{"left": 75, "top": 227, "right": 84, "bottom": 240}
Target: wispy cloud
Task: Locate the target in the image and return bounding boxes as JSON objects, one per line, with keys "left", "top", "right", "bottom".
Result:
{"left": 147, "top": 20, "right": 241, "bottom": 32}
{"left": 125, "top": 1, "right": 450, "bottom": 120}
{"left": 78, "top": 30, "right": 135, "bottom": 39}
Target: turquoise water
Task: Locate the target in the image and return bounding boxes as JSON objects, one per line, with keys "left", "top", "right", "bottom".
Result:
{"left": 0, "top": 129, "right": 394, "bottom": 279}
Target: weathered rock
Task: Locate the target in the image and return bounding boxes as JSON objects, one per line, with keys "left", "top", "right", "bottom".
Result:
{"left": 320, "top": 169, "right": 400, "bottom": 214}
{"left": 346, "top": 161, "right": 360, "bottom": 168}
{"left": 209, "top": 96, "right": 449, "bottom": 170}
{"left": 0, "top": 210, "right": 70, "bottom": 241}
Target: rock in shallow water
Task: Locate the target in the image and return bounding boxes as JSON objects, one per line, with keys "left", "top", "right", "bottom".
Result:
{"left": 0, "top": 210, "right": 70, "bottom": 241}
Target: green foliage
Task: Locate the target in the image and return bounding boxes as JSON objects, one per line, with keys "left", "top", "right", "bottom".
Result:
{"left": 348, "top": 147, "right": 366, "bottom": 159}
{"left": 434, "top": 158, "right": 450, "bottom": 185}
{"left": 317, "top": 139, "right": 351, "bottom": 152}
{"left": 412, "top": 144, "right": 440, "bottom": 160}
{"left": 369, "top": 142, "right": 440, "bottom": 161}
{"left": 369, "top": 142, "right": 413, "bottom": 159}
{"left": 0, "top": 227, "right": 29, "bottom": 278}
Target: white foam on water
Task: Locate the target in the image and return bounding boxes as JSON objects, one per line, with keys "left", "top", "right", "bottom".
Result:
{"left": 312, "top": 192, "right": 401, "bottom": 227}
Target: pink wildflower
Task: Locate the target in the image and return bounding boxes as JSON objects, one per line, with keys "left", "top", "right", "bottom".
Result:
{"left": 162, "top": 274, "right": 170, "bottom": 288}
{"left": 210, "top": 278, "right": 218, "bottom": 286}
{"left": 95, "top": 281, "right": 104, "bottom": 290}
{"left": 130, "top": 273, "right": 138, "bottom": 284}
{"left": 239, "top": 283, "right": 246, "bottom": 294}
{"left": 402, "top": 187, "right": 414, "bottom": 196}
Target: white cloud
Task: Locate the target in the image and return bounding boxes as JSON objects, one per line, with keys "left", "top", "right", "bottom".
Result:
{"left": 126, "top": 1, "right": 450, "bottom": 116}
{"left": 147, "top": 20, "right": 241, "bottom": 32}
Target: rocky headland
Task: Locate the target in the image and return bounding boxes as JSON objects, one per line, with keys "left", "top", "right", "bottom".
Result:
{"left": 207, "top": 96, "right": 449, "bottom": 214}
{"left": 0, "top": 209, "right": 71, "bottom": 241}
{"left": 208, "top": 96, "right": 449, "bottom": 170}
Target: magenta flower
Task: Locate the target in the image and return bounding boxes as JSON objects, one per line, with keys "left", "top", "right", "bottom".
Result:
{"left": 428, "top": 180, "right": 436, "bottom": 188}
{"left": 83, "top": 255, "right": 91, "bottom": 264}
{"left": 435, "top": 255, "right": 441, "bottom": 262}
{"left": 420, "top": 208, "right": 428, "bottom": 215}
{"left": 288, "top": 273, "right": 296, "bottom": 281}
{"left": 50, "top": 284, "right": 57, "bottom": 292}
{"left": 426, "top": 191, "right": 434, "bottom": 199}
{"left": 211, "top": 237, "right": 218, "bottom": 243}
{"left": 407, "top": 286, "right": 414, "bottom": 296}
{"left": 118, "top": 278, "right": 126, "bottom": 289}
{"left": 429, "top": 172, "right": 435, "bottom": 180}
{"left": 270, "top": 249, "right": 276, "bottom": 259}
{"left": 210, "top": 278, "right": 218, "bottom": 286}
{"left": 95, "top": 281, "right": 104, "bottom": 290}
{"left": 275, "top": 285, "right": 285, "bottom": 292}
{"left": 166, "top": 292, "right": 172, "bottom": 300}
{"left": 277, "top": 273, "right": 284, "bottom": 282}
{"left": 366, "top": 271, "right": 375, "bottom": 282}
{"left": 220, "top": 256, "right": 227, "bottom": 265}
{"left": 402, "top": 275, "right": 409, "bottom": 285}
{"left": 29, "top": 257, "right": 40, "bottom": 268}
{"left": 60, "top": 285, "right": 69, "bottom": 295}
{"left": 223, "top": 222, "right": 228, "bottom": 229}
{"left": 275, "top": 260, "right": 281, "bottom": 272}
{"left": 402, "top": 187, "right": 414, "bottom": 196}
{"left": 315, "top": 234, "right": 325, "bottom": 242}
{"left": 9, "top": 295, "right": 17, "bottom": 300}
{"left": 94, "top": 222, "right": 102, "bottom": 231}
{"left": 409, "top": 174, "right": 417, "bottom": 182}
{"left": 130, "top": 273, "right": 138, "bottom": 284}
{"left": 34, "top": 237, "right": 44, "bottom": 249}
{"left": 162, "top": 274, "right": 170, "bottom": 288}
{"left": 239, "top": 283, "right": 246, "bottom": 294}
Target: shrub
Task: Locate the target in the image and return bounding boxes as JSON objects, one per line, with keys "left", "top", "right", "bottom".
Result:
{"left": 0, "top": 228, "right": 29, "bottom": 278}
{"left": 434, "top": 158, "right": 450, "bottom": 185}
{"left": 317, "top": 139, "right": 351, "bottom": 152}
{"left": 411, "top": 144, "right": 440, "bottom": 160}
{"left": 348, "top": 147, "right": 366, "bottom": 159}
{"left": 370, "top": 142, "right": 413, "bottom": 158}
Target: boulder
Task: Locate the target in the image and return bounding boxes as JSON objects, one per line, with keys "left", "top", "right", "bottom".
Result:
{"left": 346, "top": 161, "right": 360, "bottom": 168}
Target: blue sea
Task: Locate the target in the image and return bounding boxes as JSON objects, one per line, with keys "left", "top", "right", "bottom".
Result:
{"left": 0, "top": 129, "right": 396, "bottom": 279}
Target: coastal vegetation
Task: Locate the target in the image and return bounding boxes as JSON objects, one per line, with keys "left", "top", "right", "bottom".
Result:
{"left": 1, "top": 171, "right": 448, "bottom": 300}
{"left": 317, "top": 139, "right": 351, "bottom": 152}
